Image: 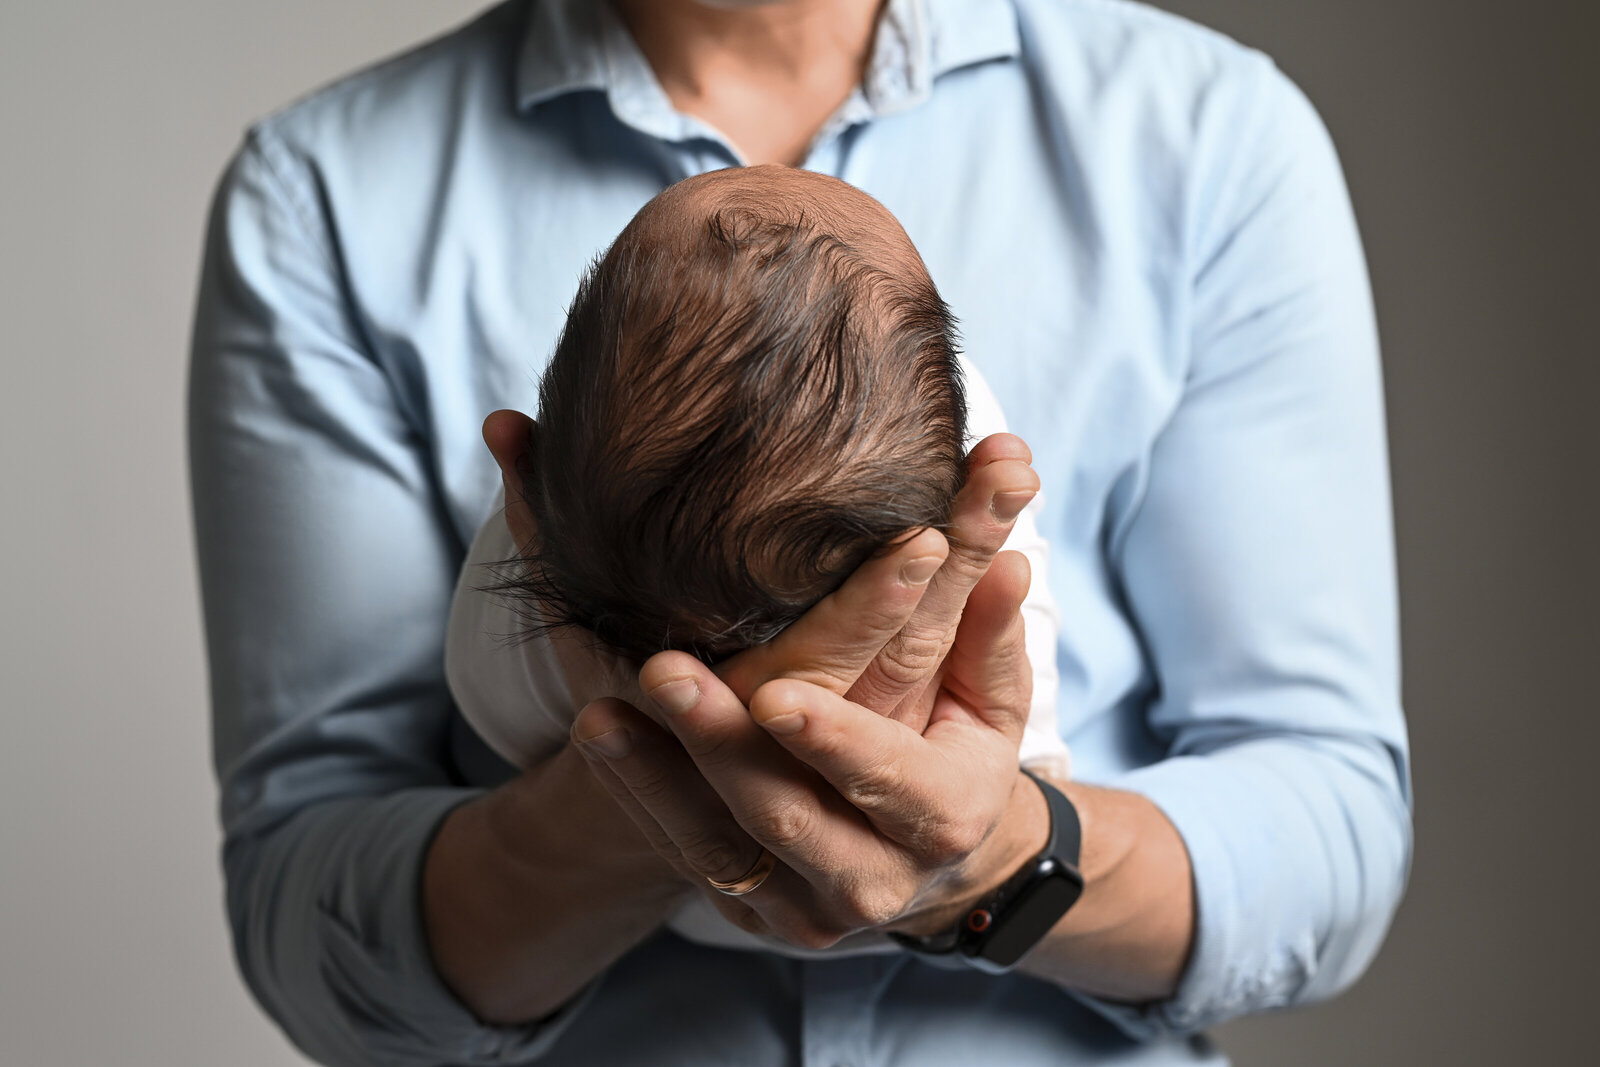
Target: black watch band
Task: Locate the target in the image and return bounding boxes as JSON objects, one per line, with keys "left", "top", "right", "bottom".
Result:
{"left": 889, "top": 770, "right": 1084, "bottom": 973}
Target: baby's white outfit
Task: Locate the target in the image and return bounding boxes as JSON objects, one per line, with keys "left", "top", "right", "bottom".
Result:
{"left": 445, "top": 356, "right": 1069, "bottom": 958}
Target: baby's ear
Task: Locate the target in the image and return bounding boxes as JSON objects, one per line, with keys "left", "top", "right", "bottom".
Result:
{"left": 482, "top": 409, "right": 540, "bottom": 550}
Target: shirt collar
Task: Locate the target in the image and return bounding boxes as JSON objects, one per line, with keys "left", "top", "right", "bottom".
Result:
{"left": 514, "top": 0, "right": 1019, "bottom": 119}
{"left": 514, "top": 0, "right": 610, "bottom": 109}
{"left": 922, "top": 0, "right": 1023, "bottom": 95}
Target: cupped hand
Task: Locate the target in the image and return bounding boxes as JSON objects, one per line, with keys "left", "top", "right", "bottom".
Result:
{"left": 717, "top": 430, "right": 1041, "bottom": 731}
{"left": 569, "top": 433, "right": 1049, "bottom": 946}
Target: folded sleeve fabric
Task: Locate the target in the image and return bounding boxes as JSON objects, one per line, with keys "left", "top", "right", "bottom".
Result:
{"left": 191, "top": 132, "right": 587, "bottom": 1066}
{"left": 1074, "top": 59, "right": 1411, "bottom": 1038}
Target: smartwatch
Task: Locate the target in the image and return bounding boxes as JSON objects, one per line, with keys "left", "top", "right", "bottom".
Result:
{"left": 888, "top": 770, "right": 1083, "bottom": 974}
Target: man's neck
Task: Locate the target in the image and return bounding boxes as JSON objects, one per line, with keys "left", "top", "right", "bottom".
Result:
{"left": 612, "top": 0, "right": 887, "bottom": 166}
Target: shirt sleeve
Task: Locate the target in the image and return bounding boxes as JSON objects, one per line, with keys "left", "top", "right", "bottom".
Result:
{"left": 1078, "top": 60, "right": 1413, "bottom": 1036}
{"left": 189, "top": 127, "right": 588, "bottom": 1066}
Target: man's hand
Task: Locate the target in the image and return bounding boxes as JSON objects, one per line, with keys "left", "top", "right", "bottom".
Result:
{"left": 717, "top": 431, "right": 1041, "bottom": 731}
{"left": 485, "top": 409, "right": 1192, "bottom": 1000}
{"left": 573, "top": 550, "right": 1045, "bottom": 945}
{"left": 568, "top": 433, "right": 1049, "bottom": 945}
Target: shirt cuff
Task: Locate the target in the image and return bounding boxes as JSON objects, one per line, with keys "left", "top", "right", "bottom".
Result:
{"left": 238, "top": 788, "right": 603, "bottom": 1066}
{"left": 1065, "top": 749, "right": 1336, "bottom": 1039}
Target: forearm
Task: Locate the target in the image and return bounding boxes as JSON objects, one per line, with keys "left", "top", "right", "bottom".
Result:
{"left": 1021, "top": 780, "right": 1194, "bottom": 1003}
{"left": 1104, "top": 737, "right": 1411, "bottom": 1032}
{"left": 1067, "top": 54, "right": 1412, "bottom": 1032}
{"left": 938, "top": 739, "right": 1406, "bottom": 1025}
{"left": 423, "top": 743, "right": 690, "bottom": 1023}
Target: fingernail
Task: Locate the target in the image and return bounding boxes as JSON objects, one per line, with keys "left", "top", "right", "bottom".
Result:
{"left": 649, "top": 678, "right": 700, "bottom": 716}
{"left": 899, "top": 555, "right": 942, "bottom": 587}
{"left": 760, "top": 710, "right": 806, "bottom": 735}
{"left": 578, "top": 727, "right": 633, "bottom": 760}
{"left": 991, "top": 490, "right": 1032, "bottom": 522}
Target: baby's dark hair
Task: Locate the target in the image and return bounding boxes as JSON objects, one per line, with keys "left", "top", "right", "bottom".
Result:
{"left": 500, "top": 174, "right": 966, "bottom": 663}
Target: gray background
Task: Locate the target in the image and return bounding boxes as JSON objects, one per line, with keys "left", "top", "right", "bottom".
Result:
{"left": 0, "top": 1, "right": 1593, "bottom": 1063}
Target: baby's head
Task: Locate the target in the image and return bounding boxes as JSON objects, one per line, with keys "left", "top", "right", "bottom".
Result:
{"left": 508, "top": 165, "right": 966, "bottom": 663}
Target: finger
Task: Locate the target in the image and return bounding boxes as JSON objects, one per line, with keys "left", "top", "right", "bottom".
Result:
{"left": 639, "top": 652, "right": 884, "bottom": 864}
{"left": 568, "top": 699, "right": 694, "bottom": 872}
{"left": 575, "top": 694, "right": 835, "bottom": 943}
{"left": 746, "top": 677, "right": 948, "bottom": 847}
{"left": 715, "top": 525, "right": 949, "bottom": 703}
{"left": 847, "top": 433, "right": 1039, "bottom": 719}
{"left": 929, "top": 549, "right": 1033, "bottom": 739}
{"left": 748, "top": 676, "right": 1019, "bottom": 867}
{"left": 571, "top": 698, "right": 767, "bottom": 890}
{"left": 578, "top": 747, "right": 771, "bottom": 937}
{"left": 482, "top": 409, "right": 539, "bottom": 550}
{"left": 642, "top": 656, "right": 960, "bottom": 945}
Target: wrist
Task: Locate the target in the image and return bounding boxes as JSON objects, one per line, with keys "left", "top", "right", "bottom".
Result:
{"left": 423, "top": 744, "right": 689, "bottom": 1023}
{"left": 1008, "top": 782, "right": 1195, "bottom": 1002}
{"left": 889, "top": 769, "right": 1089, "bottom": 973}
{"left": 486, "top": 744, "right": 684, "bottom": 894}
{"left": 892, "top": 768, "right": 1050, "bottom": 938}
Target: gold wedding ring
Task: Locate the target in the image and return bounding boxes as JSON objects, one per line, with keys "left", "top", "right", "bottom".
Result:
{"left": 706, "top": 848, "right": 777, "bottom": 897}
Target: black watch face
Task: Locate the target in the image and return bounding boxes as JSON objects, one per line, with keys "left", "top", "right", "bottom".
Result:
{"left": 979, "top": 864, "right": 1084, "bottom": 969}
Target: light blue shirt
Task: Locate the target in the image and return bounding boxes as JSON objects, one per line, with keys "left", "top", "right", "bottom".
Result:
{"left": 188, "top": 1, "right": 1412, "bottom": 1064}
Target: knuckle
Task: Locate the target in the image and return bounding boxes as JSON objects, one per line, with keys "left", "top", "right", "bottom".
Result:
{"left": 839, "top": 882, "right": 907, "bottom": 929}
{"left": 837, "top": 757, "right": 905, "bottom": 813}
{"left": 746, "top": 796, "right": 818, "bottom": 852}
{"left": 676, "top": 829, "right": 749, "bottom": 881}
{"left": 943, "top": 541, "right": 998, "bottom": 584}
{"left": 873, "top": 633, "right": 943, "bottom": 691}
{"left": 921, "top": 815, "right": 985, "bottom": 865}
{"left": 617, "top": 759, "right": 678, "bottom": 806}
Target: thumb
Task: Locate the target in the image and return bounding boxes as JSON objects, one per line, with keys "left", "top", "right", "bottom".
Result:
{"left": 930, "top": 550, "right": 1032, "bottom": 739}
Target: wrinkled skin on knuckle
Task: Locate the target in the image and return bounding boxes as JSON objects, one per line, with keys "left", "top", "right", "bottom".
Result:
{"left": 616, "top": 757, "right": 681, "bottom": 809}
{"left": 837, "top": 879, "right": 910, "bottom": 930}
{"left": 939, "top": 540, "right": 998, "bottom": 590}
{"left": 745, "top": 795, "right": 819, "bottom": 854}
{"left": 878, "top": 631, "right": 947, "bottom": 690}
{"left": 932, "top": 816, "right": 987, "bottom": 866}
{"left": 836, "top": 756, "right": 906, "bottom": 814}
{"left": 908, "top": 810, "right": 986, "bottom": 869}
{"left": 676, "top": 827, "right": 749, "bottom": 882}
